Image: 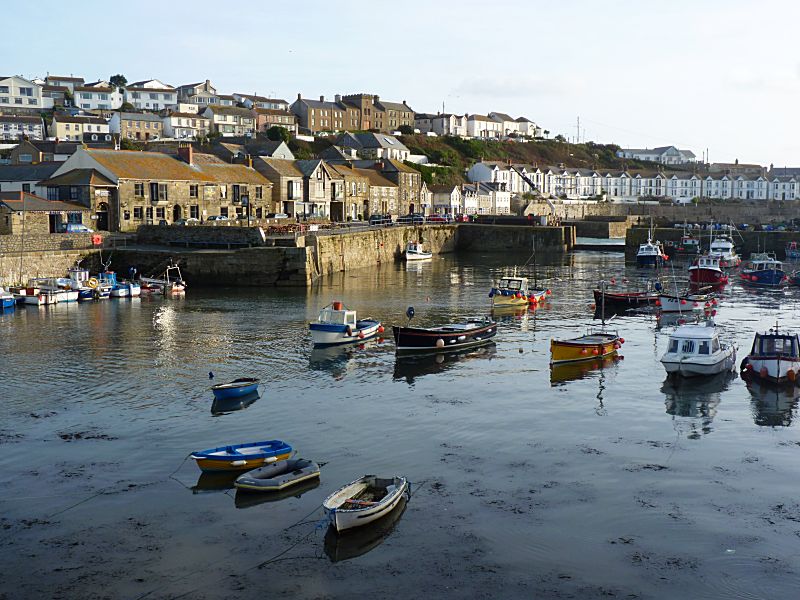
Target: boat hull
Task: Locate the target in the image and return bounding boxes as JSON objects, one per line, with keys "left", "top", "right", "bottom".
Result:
{"left": 392, "top": 321, "right": 497, "bottom": 353}
{"left": 310, "top": 320, "right": 382, "bottom": 347}
{"left": 492, "top": 294, "right": 529, "bottom": 307}
{"left": 191, "top": 440, "right": 293, "bottom": 472}
{"left": 405, "top": 251, "right": 432, "bottom": 261}
{"left": 1, "top": 296, "right": 15, "bottom": 311}
{"left": 657, "top": 294, "right": 713, "bottom": 313}
{"left": 661, "top": 347, "right": 736, "bottom": 377}
{"left": 234, "top": 458, "right": 321, "bottom": 492}
{"left": 636, "top": 254, "right": 664, "bottom": 268}
{"left": 323, "top": 476, "right": 409, "bottom": 532}
{"left": 211, "top": 381, "right": 260, "bottom": 400}
{"left": 550, "top": 334, "right": 620, "bottom": 364}
{"left": 743, "top": 357, "right": 800, "bottom": 384}
{"left": 740, "top": 270, "right": 786, "bottom": 288}
{"left": 593, "top": 289, "right": 657, "bottom": 309}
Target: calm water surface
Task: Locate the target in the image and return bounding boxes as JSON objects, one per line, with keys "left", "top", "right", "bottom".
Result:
{"left": 2, "top": 251, "right": 800, "bottom": 599}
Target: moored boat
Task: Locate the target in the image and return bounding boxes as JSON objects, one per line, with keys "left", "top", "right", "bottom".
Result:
{"left": 140, "top": 262, "right": 186, "bottom": 295}
{"left": 98, "top": 271, "right": 141, "bottom": 297}
{"left": 739, "top": 253, "right": 786, "bottom": 288}
{"left": 0, "top": 287, "right": 15, "bottom": 311}
{"left": 656, "top": 292, "right": 717, "bottom": 314}
{"left": 309, "top": 301, "right": 383, "bottom": 347}
{"left": 190, "top": 440, "right": 293, "bottom": 472}
{"left": 785, "top": 241, "right": 800, "bottom": 260}
{"left": 404, "top": 241, "right": 432, "bottom": 261}
{"left": 210, "top": 377, "right": 260, "bottom": 400}
{"left": 689, "top": 254, "right": 728, "bottom": 291}
{"left": 709, "top": 234, "right": 740, "bottom": 267}
{"left": 592, "top": 288, "right": 658, "bottom": 309}
{"left": 550, "top": 331, "right": 623, "bottom": 364}
{"left": 740, "top": 323, "right": 800, "bottom": 384}
{"left": 660, "top": 323, "right": 736, "bottom": 377}
{"left": 27, "top": 278, "right": 79, "bottom": 303}
{"left": 234, "top": 458, "right": 320, "bottom": 492}
{"left": 10, "top": 286, "right": 57, "bottom": 306}
{"left": 323, "top": 475, "right": 410, "bottom": 532}
{"left": 489, "top": 272, "right": 549, "bottom": 308}
{"left": 393, "top": 310, "right": 496, "bottom": 353}
{"left": 636, "top": 233, "right": 667, "bottom": 268}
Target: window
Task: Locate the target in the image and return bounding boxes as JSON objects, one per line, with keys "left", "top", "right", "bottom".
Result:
{"left": 712, "top": 338, "right": 720, "bottom": 352}
{"left": 19, "top": 87, "right": 33, "bottom": 97}
{"left": 69, "top": 186, "right": 79, "bottom": 200}
{"left": 0, "top": 86, "right": 7, "bottom": 94}
{"left": 158, "top": 183, "right": 168, "bottom": 201}
{"left": 681, "top": 340, "right": 695, "bottom": 354}
{"left": 698, "top": 341, "right": 710, "bottom": 355}
{"left": 47, "top": 188, "right": 59, "bottom": 200}
{"left": 22, "top": 183, "right": 30, "bottom": 192}
{"left": 133, "top": 207, "right": 143, "bottom": 219}
{"left": 18, "top": 153, "right": 32, "bottom": 163}
{"left": 146, "top": 207, "right": 153, "bottom": 220}
{"left": 28, "top": 99, "right": 37, "bottom": 105}
{"left": 232, "top": 184, "right": 241, "bottom": 202}
{"left": 14, "top": 98, "right": 22, "bottom": 104}
{"left": 189, "top": 184, "right": 198, "bottom": 198}
{"left": 220, "top": 206, "right": 228, "bottom": 217}
{"left": 155, "top": 207, "right": 165, "bottom": 219}
{"left": 255, "top": 186, "right": 262, "bottom": 200}
{"left": 150, "top": 93, "right": 158, "bottom": 100}
{"left": 134, "top": 183, "right": 144, "bottom": 197}
{"left": 220, "top": 185, "right": 226, "bottom": 199}
{"left": 189, "top": 205, "right": 199, "bottom": 219}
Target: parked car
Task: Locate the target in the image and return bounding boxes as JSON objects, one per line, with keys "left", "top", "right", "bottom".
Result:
{"left": 397, "top": 213, "right": 425, "bottom": 225}
{"left": 266, "top": 213, "right": 289, "bottom": 219}
{"left": 59, "top": 223, "right": 94, "bottom": 233}
{"left": 207, "top": 215, "right": 229, "bottom": 222}
{"left": 454, "top": 214, "right": 470, "bottom": 222}
{"left": 174, "top": 218, "right": 200, "bottom": 226}
{"left": 369, "top": 214, "right": 393, "bottom": 226}
{"left": 426, "top": 214, "right": 448, "bottom": 223}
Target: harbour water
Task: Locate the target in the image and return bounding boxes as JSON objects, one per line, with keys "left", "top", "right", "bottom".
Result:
{"left": 2, "top": 251, "right": 800, "bottom": 599}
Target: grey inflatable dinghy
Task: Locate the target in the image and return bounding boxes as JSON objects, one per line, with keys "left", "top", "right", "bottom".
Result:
{"left": 234, "top": 458, "right": 321, "bottom": 492}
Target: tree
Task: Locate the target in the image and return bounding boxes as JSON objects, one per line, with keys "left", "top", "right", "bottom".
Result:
{"left": 543, "top": 130, "right": 550, "bottom": 138}
{"left": 554, "top": 134, "right": 566, "bottom": 142}
{"left": 398, "top": 125, "right": 414, "bottom": 135}
{"left": 120, "top": 101, "right": 135, "bottom": 111}
{"left": 265, "top": 125, "right": 291, "bottom": 143}
{"left": 110, "top": 74, "right": 127, "bottom": 90}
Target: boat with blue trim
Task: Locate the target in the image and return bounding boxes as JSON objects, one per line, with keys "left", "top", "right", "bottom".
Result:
{"left": 210, "top": 377, "right": 260, "bottom": 400}
{"left": 489, "top": 272, "right": 549, "bottom": 308}
{"left": 0, "top": 287, "right": 15, "bottom": 311}
{"left": 739, "top": 253, "right": 786, "bottom": 288}
{"left": 98, "top": 271, "right": 141, "bottom": 297}
{"left": 309, "top": 302, "right": 383, "bottom": 347}
{"left": 636, "top": 233, "right": 667, "bottom": 268}
{"left": 709, "top": 234, "right": 741, "bottom": 268}
{"left": 190, "top": 440, "right": 293, "bottom": 472}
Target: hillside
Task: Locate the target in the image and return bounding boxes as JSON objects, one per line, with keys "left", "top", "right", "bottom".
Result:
{"left": 288, "top": 134, "right": 667, "bottom": 187}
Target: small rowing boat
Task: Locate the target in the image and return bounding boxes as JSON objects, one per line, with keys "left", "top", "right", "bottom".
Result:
{"left": 393, "top": 307, "right": 497, "bottom": 352}
{"left": 404, "top": 240, "right": 432, "bottom": 261}
{"left": 190, "top": 440, "right": 293, "bottom": 472}
{"left": 323, "top": 475, "right": 410, "bottom": 532}
{"left": 210, "top": 377, "right": 260, "bottom": 400}
{"left": 234, "top": 458, "right": 320, "bottom": 492}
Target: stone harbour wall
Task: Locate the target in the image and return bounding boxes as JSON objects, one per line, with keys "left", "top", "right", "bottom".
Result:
{"left": 0, "top": 249, "right": 100, "bottom": 286}
{"left": 0, "top": 233, "right": 96, "bottom": 254}
{"left": 456, "top": 224, "right": 573, "bottom": 253}
{"left": 625, "top": 227, "right": 800, "bottom": 259}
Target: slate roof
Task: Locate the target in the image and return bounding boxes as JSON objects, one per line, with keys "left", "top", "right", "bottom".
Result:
{"left": 0, "top": 115, "right": 43, "bottom": 124}
{"left": 319, "top": 145, "right": 353, "bottom": 161}
{"left": 126, "top": 87, "right": 176, "bottom": 93}
{"left": 0, "top": 191, "right": 87, "bottom": 212}
{"left": 295, "top": 159, "right": 323, "bottom": 178}
{"left": 428, "top": 184, "right": 459, "bottom": 194}
{"left": 381, "top": 158, "right": 418, "bottom": 174}
{"left": 116, "top": 112, "right": 163, "bottom": 123}
{"left": 0, "top": 163, "right": 61, "bottom": 182}
{"left": 376, "top": 100, "right": 414, "bottom": 113}
{"left": 73, "top": 86, "right": 114, "bottom": 93}
{"left": 46, "top": 75, "right": 85, "bottom": 83}
{"left": 490, "top": 112, "right": 514, "bottom": 122}
{"left": 204, "top": 105, "right": 255, "bottom": 118}
{"left": 25, "top": 140, "right": 80, "bottom": 154}
{"left": 353, "top": 167, "right": 397, "bottom": 188}
{"left": 352, "top": 133, "right": 408, "bottom": 152}
{"left": 198, "top": 163, "right": 271, "bottom": 186}
{"left": 54, "top": 115, "right": 108, "bottom": 125}
{"left": 298, "top": 97, "right": 345, "bottom": 111}
{"left": 236, "top": 93, "right": 288, "bottom": 104}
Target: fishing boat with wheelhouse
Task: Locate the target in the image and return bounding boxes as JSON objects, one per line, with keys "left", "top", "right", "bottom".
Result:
{"left": 709, "top": 234, "right": 740, "bottom": 268}
{"left": 404, "top": 241, "right": 432, "bottom": 261}
{"left": 741, "top": 323, "right": 800, "bottom": 384}
{"left": 660, "top": 322, "right": 736, "bottom": 377}
{"left": 490, "top": 273, "right": 549, "bottom": 308}
{"left": 689, "top": 254, "right": 728, "bottom": 291}
{"left": 636, "top": 233, "right": 667, "bottom": 268}
{"left": 309, "top": 301, "right": 383, "bottom": 347}
{"left": 785, "top": 241, "right": 800, "bottom": 260}
{"left": 739, "top": 253, "right": 786, "bottom": 288}
{"left": 140, "top": 262, "right": 186, "bottom": 295}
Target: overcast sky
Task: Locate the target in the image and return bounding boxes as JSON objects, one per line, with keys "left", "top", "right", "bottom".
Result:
{"left": 4, "top": 0, "right": 799, "bottom": 166}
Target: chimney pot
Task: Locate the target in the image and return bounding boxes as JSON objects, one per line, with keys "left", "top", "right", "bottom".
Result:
{"left": 335, "top": 94, "right": 341, "bottom": 103}
{"left": 297, "top": 92, "right": 302, "bottom": 100}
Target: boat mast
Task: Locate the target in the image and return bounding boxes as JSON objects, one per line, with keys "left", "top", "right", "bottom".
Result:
{"left": 17, "top": 192, "right": 26, "bottom": 285}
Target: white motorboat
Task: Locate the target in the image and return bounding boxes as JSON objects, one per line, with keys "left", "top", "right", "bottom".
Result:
{"left": 323, "top": 475, "right": 409, "bottom": 532}
{"left": 404, "top": 241, "right": 432, "bottom": 261}
{"left": 657, "top": 292, "right": 716, "bottom": 313}
{"left": 709, "top": 234, "right": 740, "bottom": 267}
{"left": 309, "top": 301, "right": 383, "bottom": 347}
{"left": 661, "top": 322, "right": 736, "bottom": 377}
{"left": 741, "top": 323, "right": 800, "bottom": 384}
{"left": 140, "top": 263, "right": 186, "bottom": 295}
{"left": 10, "top": 286, "right": 57, "bottom": 306}
{"left": 27, "top": 277, "right": 79, "bottom": 303}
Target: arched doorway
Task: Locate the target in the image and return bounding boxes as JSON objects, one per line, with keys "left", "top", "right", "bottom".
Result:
{"left": 409, "top": 203, "right": 415, "bottom": 215}
{"left": 172, "top": 205, "right": 182, "bottom": 222}
{"left": 96, "top": 202, "right": 109, "bottom": 231}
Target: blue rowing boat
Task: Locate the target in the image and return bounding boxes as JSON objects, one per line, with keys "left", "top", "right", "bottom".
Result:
{"left": 210, "top": 377, "right": 260, "bottom": 400}
{"left": 191, "top": 440, "right": 293, "bottom": 472}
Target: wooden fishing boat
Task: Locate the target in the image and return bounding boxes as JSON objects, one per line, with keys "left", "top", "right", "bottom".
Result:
{"left": 709, "top": 234, "right": 740, "bottom": 267}
{"left": 309, "top": 301, "right": 383, "bottom": 347}
{"left": 324, "top": 497, "right": 407, "bottom": 562}
{"left": 689, "top": 254, "right": 728, "bottom": 291}
{"left": 660, "top": 323, "right": 736, "bottom": 377}
{"left": 0, "top": 287, "right": 15, "bottom": 311}
{"left": 234, "top": 478, "right": 320, "bottom": 509}
{"left": 592, "top": 288, "right": 658, "bottom": 309}
{"left": 550, "top": 332, "right": 623, "bottom": 364}
{"left": 234, "top": 458, "right": 320, "bottom": 492}
{"left": 393, "top": 312, "right": 496, "bottom": 353}
{"left": 656, "top": 292, "right": 717, "bottom": 313}
{"left": 739, "top": 253, "right": 787, "bottom": 288}
{"left": 404, "top": 241, "right": 432, "bottom": 261}
{"left": 489, "top": 272, "right": 549, "bottom": 308}
{"left": 323, "top": 475, "right": 410, "bottom": 532}
{"left": 636, "top": 233, "right": 667, "bottom": 268}
{"left": 140, "top": 263, "right": 186, "bottom": 295}
{"left": 210, "top": 377, "right": 260, "bottom": 400}
{"left": 190, "top": 440, "right": 293, "bottom": 472}
{"left": 740, "top": 323, "right": 800, "bottom": 384}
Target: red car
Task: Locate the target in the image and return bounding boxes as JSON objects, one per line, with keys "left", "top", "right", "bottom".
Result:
{"left": 454, "top": 214, "right": 470, "bottom": 222}
{"left": 426, "top": 214, "right": 447, "bottom": 223}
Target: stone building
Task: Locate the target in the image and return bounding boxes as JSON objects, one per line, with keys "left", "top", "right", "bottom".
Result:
{"left": 202, "top": 105, "right": 256, "bottom": 137}
{"left": 355, "top": 167, "right": 398, "bottom": 217}
{"left": 109, "top": 112, "right": 164, "bottom": 141}
{"left": 328, "top": 163, "right": 370, "bottom": 221}
{"left": 254, "top": 108, "right": 298, "bottom": 136}
{"left": 295, "top": 160, "right": 344, "bottom": 220}
{"left": 378, "top": 158, "right": 423, "bottom": 215}
{"left": 0, "top": 191, "right": 89, "bottom": 235}
{"left": 42, "top": 146, "right": 271, "bottom": 231}
{"left": 251, "top": 157, "right": 304, "bottom": 217}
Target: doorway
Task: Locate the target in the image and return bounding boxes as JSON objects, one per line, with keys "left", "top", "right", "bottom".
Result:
{"left": 172, "top": 205, "right": 182, "bottom": 222}
{"left": 96, "top": 202, "right": 109, "bottom": 231}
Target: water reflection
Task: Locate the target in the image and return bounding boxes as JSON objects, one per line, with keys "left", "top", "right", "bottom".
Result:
{"left": 234, "top": 478, "right": 320, "bottom": 509}
{"left": 662, "top": 371, "right": 735, "bottom": 438}
{"left": 746, "top": 377, "right": 800, "bottom": 427}
{"left": 210, "top": 390, "right": 260, "bottom": 415}
{"left": 308, "top": 344, "right": 364, "bottom": 379}
{"left": 323, "top": 497, "right": 407, "bottom": 562}
{"left": 655, "top": 310, "right": 713, "bottom": 330}
{"left": 192, "top": 471, "right": 239, "bottom": 493}
{"left": 549, "top": 355, "right": 621, "bottom": 386}
{"left": 393, "top": 343, "right": 497, "bottom": 384}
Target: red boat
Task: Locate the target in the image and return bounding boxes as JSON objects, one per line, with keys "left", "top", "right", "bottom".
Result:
{"left": 689, "top": 255, "right": 728, "bottom": 291}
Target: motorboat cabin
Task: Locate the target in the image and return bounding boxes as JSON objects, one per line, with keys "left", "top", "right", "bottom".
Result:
{"left": 660, "top": 323, "right": 736, "bottom": 377}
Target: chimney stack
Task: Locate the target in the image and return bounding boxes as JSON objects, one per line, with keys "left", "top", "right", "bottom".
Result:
{"left": 335, "top": 94, "right": 341, "bottom": 103}
{"left": 320, "top": 95, "right": 325, "bottom": 102}
{"left": 177, "top": 143, "right": 193, "bottom": 165}
{"left": 297, "top": 92, "right": 302, "bottom": 100}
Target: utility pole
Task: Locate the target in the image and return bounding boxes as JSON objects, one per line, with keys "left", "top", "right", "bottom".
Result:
{"left": 576, "top": 116, "right": 580, "bottom": 144}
